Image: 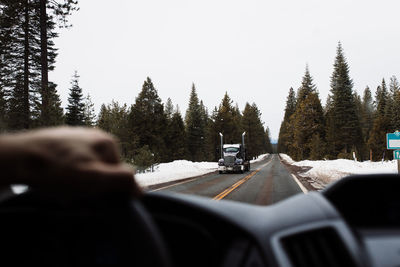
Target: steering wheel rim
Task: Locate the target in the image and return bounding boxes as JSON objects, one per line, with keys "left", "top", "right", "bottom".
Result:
{"left": 0, "top": 188, "right": 171, "bottom": 267}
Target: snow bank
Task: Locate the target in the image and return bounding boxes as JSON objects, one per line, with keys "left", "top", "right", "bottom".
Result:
{"left": 135, "top": 160, "right": 217, "bottom": 187}
{"left": 250, "top": 153, "right": 270, "bottom": 163}
{"left": 280, "top": 153, "right": 398, "bottom": 187}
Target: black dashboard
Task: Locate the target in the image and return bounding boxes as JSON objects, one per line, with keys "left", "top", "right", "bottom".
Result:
{"left": 142, "top": 174, "right": 400, "bottom": 267}
{"left": 1, "top": 174, "right": 399, "bottom": 267}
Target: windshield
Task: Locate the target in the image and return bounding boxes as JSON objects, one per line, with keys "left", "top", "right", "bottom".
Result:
{"left": 0, "top": 1, "right": 398, "bottom": 207}
{"left": 224, "top": 147, "right": 239, "bottom": 153}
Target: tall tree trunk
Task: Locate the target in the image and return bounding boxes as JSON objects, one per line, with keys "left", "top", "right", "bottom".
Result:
{"left": 40, "top": 0, "right": 49, "bottom": 125}
{"left": 23, "top": 0, "right": 30, "bottom": 128}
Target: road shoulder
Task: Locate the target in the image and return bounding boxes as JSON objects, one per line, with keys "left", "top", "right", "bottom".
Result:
{"left": 278, "top": 155, "right": 318, "bottom": 191}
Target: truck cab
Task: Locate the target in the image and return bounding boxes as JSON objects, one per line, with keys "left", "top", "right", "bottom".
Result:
{"left": 218, "top": 144, "right": 250, "bottom": 174}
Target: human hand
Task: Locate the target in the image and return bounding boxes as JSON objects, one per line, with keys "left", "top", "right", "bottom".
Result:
{"left": 0, "top": 127, "right": 140, "bottom": 197}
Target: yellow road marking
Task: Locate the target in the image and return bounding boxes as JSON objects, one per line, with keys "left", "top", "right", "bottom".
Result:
{"left": 213, "top": 169, "right": 261, "bottom": 200}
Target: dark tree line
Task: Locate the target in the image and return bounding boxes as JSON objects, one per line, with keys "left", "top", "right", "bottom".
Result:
{"left": 278, "top": 42, "right": 400, "bottom": 161}
{"left": 97, "top": 78, "right": 273, "bottom": 169}
{"left": 0, "top": 0, "right": 78, "bottom": 131}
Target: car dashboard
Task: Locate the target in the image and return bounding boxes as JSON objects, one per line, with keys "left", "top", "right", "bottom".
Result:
{"left": 0, "top": 174, "right": 399, "bottom": 267}
{"left": 142, "top": 174, "right": 400, "bottom": 267}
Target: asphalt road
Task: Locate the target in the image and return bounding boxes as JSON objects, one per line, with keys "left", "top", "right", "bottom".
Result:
{"left": 154, "top": 154, "right": 303, "bottom": 206}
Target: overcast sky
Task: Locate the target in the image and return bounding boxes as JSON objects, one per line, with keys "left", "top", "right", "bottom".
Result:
{"left": 50, "top": 0, "right": 400, "bottom": 140}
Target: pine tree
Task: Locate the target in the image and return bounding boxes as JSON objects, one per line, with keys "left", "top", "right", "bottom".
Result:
{"left": 164, "top": 98, "right": 186, "bottom": 162}
{"left": 213, "top": 92, "right": 242, "bottom": 145}
{"left": 46, "top": 82, "right": 64, "bottom": 126}
{"left": 389, "top": 76, "right": 400, "bottom": 130}
{"left": 297, "top": 65, "right": 316, "bottom": 103}
{"left": 0, "top": 0, "right": 63, "bottom": 129}
{"left": 1, "top": 1, "right": 41, "bottom": 130}
{"left": 167, "top": 110, "right": 187, "bottom": 161}
{"left": 288, "top": 66, "right": 325, "bottom": 160}
{"left": 326, "top": 42, "right": 362, "bottom": 157}
{"left": 368, "top": 80, "right": 391, "bottom": 160}
{"left": 97, "top": 104, "right": 110, "bottom": 131}
{"left": 0, "top": 84, "right": 7, "bottom": 132}
{"left": 38, "top": 0, "right": 78, "bottom": 124}
{"left": 241, "top": 102, "right": 265, "bottom": 159}
{"left": 292, "top": 91, "right": 325, "bottom": 160}
{"left": 206, "top": 106, "right": 220, "bottom": 161}
{"left": 278, "top": 87, "right": 296, "bottom": 153}
{"left": 133, "top": 145, "right": 155, "bottom": 171}
{"left": 97, "top": 101, "right": 132, "bottom": 160}
{"left": 265, "top": 127, "right": 273, "bottom": 153}
{"left": 360, "top": 86, "right": 374, "bottom": 160}
{"left": 65, "top": 71, "right": 85, "bottom": 126}
{"left": 185, "top": 83, "right": 206, "bottom": 161}
{"left": 129, "top": 77, "right": 167, "bottom": 163}
{"left": 165, "top": 97, "right": 174, "bottom": 120}
{"left": 83, "top": 93, "right": 96, "bottom": 127}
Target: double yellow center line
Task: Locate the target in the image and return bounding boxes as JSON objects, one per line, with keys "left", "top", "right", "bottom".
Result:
{"left": 213, "top": 169, "right": 261, "bottom": 200}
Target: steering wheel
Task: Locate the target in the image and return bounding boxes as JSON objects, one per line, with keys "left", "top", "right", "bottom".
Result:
{"left": 0, "top": 188, "right": 171, "bottom": 267}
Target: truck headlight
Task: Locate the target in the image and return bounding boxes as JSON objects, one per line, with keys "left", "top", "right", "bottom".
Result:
{"left": 218, "top": 159, "right": 224, "bottom": 166}
{"left": 235, "top": 158, "right": 243, "bottom": 165}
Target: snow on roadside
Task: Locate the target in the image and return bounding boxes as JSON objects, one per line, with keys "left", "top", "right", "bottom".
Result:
{"left": 250, "top": 153, "right": 270, "bottom": 163}
{"left": 135, "top": 154, "right": 270, "bottom": 188}
{"left": 135, "top": 160, "right": 217, "bottom": 187}
{"left": 280, "top": 153, "right": 398, "bottom": 187}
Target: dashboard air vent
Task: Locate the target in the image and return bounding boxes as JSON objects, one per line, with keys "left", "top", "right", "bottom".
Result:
{"left": 280, "top": 227, "right": 356, "bottom": 267}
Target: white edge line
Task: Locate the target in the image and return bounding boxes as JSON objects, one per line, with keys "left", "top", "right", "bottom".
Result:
{"left": 149, "top": 177, "right": 199, "bottom": 192}
{"left": 291, "top": 174, "right": 308, "bottom": 194}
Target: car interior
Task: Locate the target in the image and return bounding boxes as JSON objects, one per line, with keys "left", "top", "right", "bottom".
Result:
{"left": 0, "top": 174, "right": 399, "bottom": 267}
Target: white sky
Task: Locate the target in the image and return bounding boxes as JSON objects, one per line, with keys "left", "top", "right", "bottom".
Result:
{"left": 50, "top": 0, "right": 400, "bottom": 141}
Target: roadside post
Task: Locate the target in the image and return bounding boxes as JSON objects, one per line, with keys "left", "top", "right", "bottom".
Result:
{"left": 386, "top": 131, "right": 400, "bottom": 174}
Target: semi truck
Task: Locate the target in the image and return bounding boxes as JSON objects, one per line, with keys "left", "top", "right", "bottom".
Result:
{"left": 218, "top": 132, "right": 250, "bottom": 174}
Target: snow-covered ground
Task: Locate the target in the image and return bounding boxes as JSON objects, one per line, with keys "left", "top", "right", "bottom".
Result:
{"left": 135, "top": 154, "right": 270, "bottom": 188}
{"left": 280, "top": 153, "right": 398, "bottom": 188}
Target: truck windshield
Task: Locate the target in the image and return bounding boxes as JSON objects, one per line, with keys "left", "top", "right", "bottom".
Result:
{"left": 224, "top": 147, "right": 239, "bottom": 153}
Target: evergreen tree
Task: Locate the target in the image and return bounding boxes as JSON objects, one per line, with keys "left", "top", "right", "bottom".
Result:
{"left": 38, "top": 0, "right": 78, "bottom": 124}
{"left": 292, "top": 91, "right": 325, "bottom": 160}
{"left": 206, "top": 106, "right": 220, "bottom": 161}
{"left": 46, "top": 82, "right": 64, "bottom": 126}
{"left": 288, "top": 66, "right": 325, "bottom": 160}
{"left": 1, "top": 1, "right": 40, "bottom": 130}
{"left": 97, "top": 101, "right": 132, "bottom": 160}
{"left": 278, "top": 87, "right": 296, "bottom": 153}
{"left": 166, "top": 110, "right": 187, "bottom": 161}
{"left": 326, "top": 42, "right": 362, "bottom": 157}
{"left": 185, "top": 83, "right": 206, "bottom": 161}
{"left": 83, "top": 93, "right": 96, "bottom": 127}
{"left": 389, "top": 76, "right": 400, "bottom": 130}
{"left": 296, "top": 65, "right": 316, "bottom": 103}
{"left": 265, "top": 127, "right": 273, "bottom": 153}
{"left": 133, "top": 145, "right": 155, "bottom": 172}
{"left": 97, "top": 104, "right": 110, "bottom": 131}
{"left": 0, "top": 0, "right": 63, "bottom": 129}
{"left": 65, "top": 71, "right": 85, "bottom": 126}
{"left": 0, "top": 84, "right": 7, "bottom": 132}
{"left": 213, "top": 92, "right": 242, "bottom": 145}
{"left": 165, "top": 97, "right": 174, "bottom": 120}
{"left": 129, "top": 77, "right": 167, "bottom": 163}
{"left": 241, "top": 102, "right": 265, "bottom": 159}
{"left": 368, "top": 80, "right": 391, "bottom": 160}
{"left": 360, "top": 86, "right": 374, "bottom": 160}
{"left": 199, "top": 100, "right": 210, "bottom": 160}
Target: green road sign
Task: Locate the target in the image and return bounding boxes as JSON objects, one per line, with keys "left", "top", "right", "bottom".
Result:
{"left": 387, "top": 132, "right": 400, "bottom": 149}
{"left": 394, "top": 150, "right": 400, "bottom": 160}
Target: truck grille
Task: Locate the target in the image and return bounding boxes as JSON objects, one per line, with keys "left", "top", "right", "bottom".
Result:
{"left": 224, "top": 156, "right": 235, "bottom": 166}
